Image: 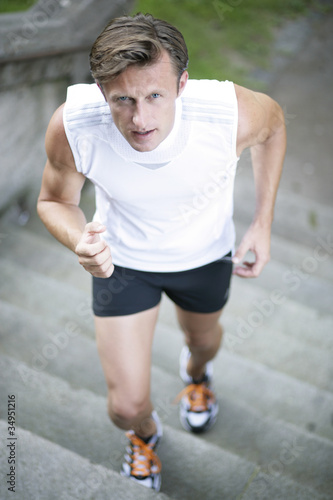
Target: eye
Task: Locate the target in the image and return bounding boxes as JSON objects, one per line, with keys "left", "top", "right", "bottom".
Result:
{"left": 151, "top": 93, "right": 160, "bottom": 99}
{"left": 118, "top": 96, "right": 129, "bottom": 102}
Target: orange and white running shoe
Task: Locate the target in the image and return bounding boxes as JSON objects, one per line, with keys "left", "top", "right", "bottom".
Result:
{"left": 121, "top": 411, "right": 162, "bottom": 491}
{"left": 177, "top": 346, "right": 219, "bottom": 433}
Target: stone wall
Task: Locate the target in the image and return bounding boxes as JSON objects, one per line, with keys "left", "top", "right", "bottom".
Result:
{"left": 0, "top": 0, "right": 133, "bottom": 213}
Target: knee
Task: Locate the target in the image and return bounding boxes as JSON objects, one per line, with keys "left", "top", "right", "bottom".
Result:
{"left": 107, "top": 390, "right": 150, "bottom": 430}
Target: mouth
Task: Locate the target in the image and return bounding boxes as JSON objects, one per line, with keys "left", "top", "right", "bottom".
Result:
{"left": 132, "top": 129, "right": 155, "bottom": 140}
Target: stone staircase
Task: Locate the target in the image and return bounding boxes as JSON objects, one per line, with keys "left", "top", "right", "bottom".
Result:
{"left": 0, "top": 168, "right": 332, "bottom": 500}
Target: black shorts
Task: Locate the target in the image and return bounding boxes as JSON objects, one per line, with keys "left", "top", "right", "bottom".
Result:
{"left": 92, "top": 253, "right": 233, "bottom": 317}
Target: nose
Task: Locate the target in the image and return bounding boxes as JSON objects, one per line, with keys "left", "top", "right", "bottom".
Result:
{"left": 132, "top": 102, "right": 148, "bottom": 130}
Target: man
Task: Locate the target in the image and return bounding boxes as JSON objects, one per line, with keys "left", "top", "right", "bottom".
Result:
{"left": 37, "top": 13, "right": 286, "bottom": 492}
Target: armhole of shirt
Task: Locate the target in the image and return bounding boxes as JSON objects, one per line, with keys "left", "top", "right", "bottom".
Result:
{"left": 230, "top": 82, "right": 240, "bottom": 161}
{"left": 63, "top": 95, "right": 83, "bottom": 174}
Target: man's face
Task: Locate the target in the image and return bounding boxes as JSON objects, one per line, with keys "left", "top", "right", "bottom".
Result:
{"left": 102, "top": 51, "right": 188, "bottom": 152}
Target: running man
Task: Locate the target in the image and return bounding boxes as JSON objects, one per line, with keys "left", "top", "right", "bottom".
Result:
{"left": 37, "top": 13, "right": 286, "bottom": 491}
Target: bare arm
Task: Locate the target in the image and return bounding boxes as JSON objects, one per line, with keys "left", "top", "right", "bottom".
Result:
{"left": 37, "top": 104, "right": 87, "bottom": 250}
{"left": 37, "top": 104, "right": 114, "bottom": 277}
{"left": 233, "top": 84, "right": 287, "bottom": 278}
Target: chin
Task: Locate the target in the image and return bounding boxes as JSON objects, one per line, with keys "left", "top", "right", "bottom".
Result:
{"left": 130, "top": 140, "right": 160, "bottom": 153}
{"left": 135, "top": 145, "right": 158, "bottom": 153}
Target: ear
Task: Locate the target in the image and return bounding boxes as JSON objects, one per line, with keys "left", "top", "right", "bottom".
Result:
{"left": 178, "top": 70, "right": 189, "bottom": 97}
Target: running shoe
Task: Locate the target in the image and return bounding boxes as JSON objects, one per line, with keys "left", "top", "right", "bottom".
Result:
{"left": 121, "top": 410, "right": 162, "bottom": 491}
{"left": 176, "top": 346, "right": 219, "bottom": 433}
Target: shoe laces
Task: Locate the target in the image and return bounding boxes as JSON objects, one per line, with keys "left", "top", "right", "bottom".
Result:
{"left": 125, "top": 431, "right": 162, "bottom": 477}
{"left": 175, "top": 382, "right": 216, "bottom": 412}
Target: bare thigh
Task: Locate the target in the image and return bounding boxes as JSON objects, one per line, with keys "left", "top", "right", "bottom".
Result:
{"left": 176, "top": 306, "right": 223, "bottom": 347}
{"left": 94, "top": 304, "right": 160, "bottom": 422}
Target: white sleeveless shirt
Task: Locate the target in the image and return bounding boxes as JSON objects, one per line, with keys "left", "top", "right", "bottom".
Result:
{"left": 63, "top": 79, "right": 239, "bottom": 272}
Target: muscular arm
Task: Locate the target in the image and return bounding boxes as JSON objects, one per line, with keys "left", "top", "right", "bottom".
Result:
{"left": 37, "top": 104, "right": 87, "bottom": 251}
{"left": 233, "top": 84, "right": 287, "bottom": 277}
{"left": 37, "top": 104, "right": 114, "bottom": 277}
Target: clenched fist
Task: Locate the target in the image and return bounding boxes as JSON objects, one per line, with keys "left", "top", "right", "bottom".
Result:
{"left": 75, "top": 222, "right": 114, "bottom": 278}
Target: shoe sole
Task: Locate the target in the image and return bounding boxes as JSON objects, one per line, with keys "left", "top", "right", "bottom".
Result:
{"left": 120, "top": 469, "right": 161, "bottom": 492}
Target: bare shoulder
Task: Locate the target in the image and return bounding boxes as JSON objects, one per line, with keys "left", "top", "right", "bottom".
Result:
{"left": 234, "top": 84, "right": 284, "bottom": 155}
{"left": 45, "top": 103, "right": 76, "bottom": 171}
{"left": 39, "top": 104, "right": 85, "bottom": 205}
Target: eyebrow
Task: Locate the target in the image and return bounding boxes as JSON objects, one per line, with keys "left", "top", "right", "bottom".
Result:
{"left": 109, "top": 88, "right": 167, "bottom": 101}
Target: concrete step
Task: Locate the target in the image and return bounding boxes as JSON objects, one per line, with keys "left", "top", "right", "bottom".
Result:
{"left": 1, "top": 237, "right": 332, "bottom": 396}
{"left": 2, "top": 296, "right": 333, "bottom": 443}
{"left": 1, "top": 223, "right": 332, "bottom": 415}
{"left": 1, "top": 300, "right": 333, "bottom": 497}
{"left": 3, "top": 206, "right": 333, "bottom": 294}
{"left": 0, "top": 258, "right": 95, "bottom": 339}
{"left": 0, "top": 420, "right": 171, "bottom": 500}
{"left": 1, "top": 195, "right": 332, "bottom": 498}
{"left": 1, "top": 353, "right": 331, "bottom": 500}
{"left": 235, "top": 218, "right": 333, "bottom": 285}
{"left": 0, "top": 354, "right": 253, "bottom": 500}
{"left": 225, "top": 277, "right": 333, "bottom": 351}
{"left": 224, "top": 281, "right": 333, "bottom": 388}
{"left": 1, "top": 295, "right": 330, "bottom": 438}
{"left": 4, "top": 187, "right": 333, "bottom": 283}
{"left": 0, "top": 222, "right": 91, "bottom": 293}
{"left": 240, "top": 257, "right": 333, "bottom": 316}
{"left": 231, "top": 221, "right": 333, "bottom": 318}
{"left": 158, "top": 289, "right": 333, "bottom": 392}
{"left": 0, "top": 299, "right": 105, "bottom": 394}
{"left": 223, "top": 317, "right": 333, "bottom": 393}
{"left": 2, "top": 210, "right": 332, "bottom": 361}
{"left": 2, "top": 217, "right": 332, "bottom": 325}
{"left": 233, "top": 162, "right": 333, "bottom": 249}
{"left": 157, "top": 358, "right": 333, "bottom": 498}
{"left": 153, "top": 313, "right": 333, "bottom": 443}
{"left": 2, "top": 222, "right": 332, "bottom": 393}
{"left": 1, "top": 227, "right": 332, "bottom": 351}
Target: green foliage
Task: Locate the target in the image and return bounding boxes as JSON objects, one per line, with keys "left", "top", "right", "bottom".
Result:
{"left": 131, "top": 0, "right": 315, "bottom": 86}
{"left": 1, "top": 0, "right": 325, "bottom": 87}
{"left": 0, "top": 0, "right": 37, "bottom": 13}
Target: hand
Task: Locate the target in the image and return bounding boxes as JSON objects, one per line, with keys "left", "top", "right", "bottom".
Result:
{"left": 232, "top": 222, "right": 271, "bottom": 278}
{"left": 75, "top": 222, "right": 114, "bottom": 278}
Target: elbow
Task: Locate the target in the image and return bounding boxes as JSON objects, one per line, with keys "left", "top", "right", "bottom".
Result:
{"left": 274, "top": 101, "right": 287, "bottom": 137}
{"left": 36, "top": 193, "right": 51, "bottom": 223}
{"left": 36, "top": 197, "right": 45, "bottom": 222}
{"left": 277, "top": 105, "right": 287, "bottom": 154}
{"left": 266, "top": 100, "right": 287, "bottom": 150}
